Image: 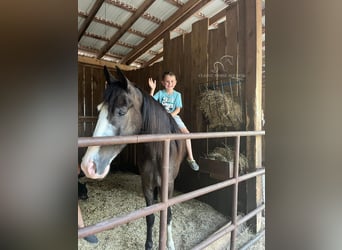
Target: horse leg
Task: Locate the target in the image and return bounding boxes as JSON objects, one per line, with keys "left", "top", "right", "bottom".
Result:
{"left": 167, "top": 206, "right": 175, "bottom": 250}
{"left": 167, "top": 184, "right": 175, "bottom": 250}
{"left": 144, "top": 188, "right": 155, "bottom": 250}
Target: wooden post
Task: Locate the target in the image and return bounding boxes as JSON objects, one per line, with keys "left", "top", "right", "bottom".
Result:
{"left": 244, "top": 0, "right": 263, "bottom": 233}
{"left": 183, "top": 33, "right": 192, "bottom": 128}
{"left": 190, "top": 18, "right": 209, "bottom": 132}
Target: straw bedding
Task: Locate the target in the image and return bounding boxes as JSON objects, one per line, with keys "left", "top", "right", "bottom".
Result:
{"left": 78, "top": 172, "right": 264, "bottom": 249}
{"left": 78, "top": 172, "right": 228, "bottom": 249}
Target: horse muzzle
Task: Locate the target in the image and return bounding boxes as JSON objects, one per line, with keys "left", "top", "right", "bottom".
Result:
{"left": 80, "top": 160, "right": 110, "bottom": 179}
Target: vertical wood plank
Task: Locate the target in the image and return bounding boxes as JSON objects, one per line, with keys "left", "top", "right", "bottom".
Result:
{"left": 183, "top": 33, "right": 192, "bottom": 128}
{"left": 78, "top": 63, "right": 84, "bottom": 136}
{"left": 191, "top": 18, "right": 209, "bottom": 132}
{"left": 244, "top": 0, "right": 263, "bottom": 233}
{"left": 226, "top": 6, "right": 238, "bottom": 78}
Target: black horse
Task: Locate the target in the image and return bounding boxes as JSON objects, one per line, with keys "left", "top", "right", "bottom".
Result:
{"left": 81, "top": 66, "right": 186, "bottom": 250}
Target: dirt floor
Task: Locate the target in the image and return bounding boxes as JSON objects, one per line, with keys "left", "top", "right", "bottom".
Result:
{"left": 78, "top": 172, "right": 264, "bottom": 249}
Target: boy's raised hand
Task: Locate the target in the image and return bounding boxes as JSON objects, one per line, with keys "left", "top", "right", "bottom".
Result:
{"left": 148, "top": 77, "right": 156, "bottom": 90}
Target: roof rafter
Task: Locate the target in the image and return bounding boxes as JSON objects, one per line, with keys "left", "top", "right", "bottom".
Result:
{"left": 78, "top": 0, "right": 105, "bottom": 41}
{"left": 79, "top": 45, "right": 125, "bottom": 61}
{"left": 84, "top": 32, "right": 136, "bottom": 50}
{"left": 105, "top": 0, "right": 163, "bottom": 25}
{"left": 122, "top": 0, "right": 213, "bottom": 65}
{"left": 79, "top": 12, "right": 148, "bottom": 38}
{"left": 97, "top": 0, "right": 155, "bottom": 59}
{"left": 209, "top": 8, "right": 227, "bottom": 25}
{"left": 165, "top": 0, "right": 207, "bottom": 19}
{"left": 143, "top": 52, "right": 163, "bottom": 68}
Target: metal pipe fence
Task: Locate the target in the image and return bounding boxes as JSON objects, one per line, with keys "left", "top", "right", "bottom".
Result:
{"left": 78, "top": 131, "right": 265, "bottom": 249}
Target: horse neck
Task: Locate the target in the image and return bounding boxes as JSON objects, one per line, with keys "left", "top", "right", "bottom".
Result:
{"left": 140, "top": 93, "right": 177, "bottom": 135}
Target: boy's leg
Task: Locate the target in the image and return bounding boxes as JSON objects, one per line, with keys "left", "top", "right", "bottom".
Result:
{"left": 180, "top": 128, "right": 199, "bottom": 171}
{"left": 78, "top": 204, "right": 99, "bottom": 244}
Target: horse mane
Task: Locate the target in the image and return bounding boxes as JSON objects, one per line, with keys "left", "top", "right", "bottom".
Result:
{"left": 138, "top": 88, "right": 184, "bottom": 161}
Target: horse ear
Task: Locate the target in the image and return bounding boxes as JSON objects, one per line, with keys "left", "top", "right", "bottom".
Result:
{"left": 104, "top": 66, "right": 117, "bottom": 85}
{"left": 115, "top": 66, "right": 128, "bottom": 90}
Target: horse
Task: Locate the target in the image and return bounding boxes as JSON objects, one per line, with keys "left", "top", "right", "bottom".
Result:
{"left": 80, "top": 66, "right": 186, "bottom": 250}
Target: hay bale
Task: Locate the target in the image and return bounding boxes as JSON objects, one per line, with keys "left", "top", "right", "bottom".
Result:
{"left": 204, "top": 145, "right": 248, "bottom": 173}
{"left": 199, "top": 90, "right": 243, "bottom": 130}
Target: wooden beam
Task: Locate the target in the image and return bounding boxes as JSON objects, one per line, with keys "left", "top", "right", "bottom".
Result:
{"left": 209, "top": 8, "right": 227, "bottom": 25}
{"left": 142, "top": 52, "right": 163, "bottom": 67}
{"left": 166, "top": 0, "right": 207, "bottom": 19}
{"left": 244, "top": 0, "right": 263, "bottom": 233}
{"left": 78, "top": 45, "right": 125, "bottom": 61}
{"left": 105, "top": 0, "right": 162, "bottom": 25}
{"left": 78, "top": 0, "right": 105, "bottom": 41}
{"left": 97, "top": 0, "right": 155, "bottom": 59}
{"left": 84, "top": 32, "right": 109, "bottom": 42}
{"left": 78, "top": 55, "right": 136, "bottom": 71}
{"left": 122, "top": 0, "right": 212, "bottom": 65}
{"left": 78, "top": 12, "right": 148, "bottom": 38}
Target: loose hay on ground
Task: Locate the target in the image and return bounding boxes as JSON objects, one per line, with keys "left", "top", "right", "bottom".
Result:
{"left": 78, "top": 172, "right": 228, "bottom": 250}
{"left": 78, "top": 172, "right": 264, "bottom": 250}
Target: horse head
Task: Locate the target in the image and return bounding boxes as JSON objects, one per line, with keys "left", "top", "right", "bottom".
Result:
{"left": 81, "top": 66, "right": 143, "bottom": 179}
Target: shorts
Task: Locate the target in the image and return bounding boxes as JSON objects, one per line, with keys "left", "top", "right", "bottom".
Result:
{"left": 173, "top": 115, "right": 186, "bottom": 129}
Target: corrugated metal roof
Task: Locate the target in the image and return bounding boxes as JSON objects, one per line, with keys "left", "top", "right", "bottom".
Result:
{"left": 200, "top": 0, "right": 227, "bottom": 17}
{"left": 87, "top": 22, "right": 118, "bottom": 39}
{"left": 78, "top": 0, "right": 266, "bottom": 69}
{"left": 78, "top": 16, "right": 85, "bottom": 29}
{"left": 80, "top": 36, "right": 107, "bottom": 50}
{"left": 96, "top": 3, "right": 133, "bottom": 26}
{"left": 109, "top": 44, "right": 132, "bottom": 56}
{"left": 130, "top": 17, "right": 159, "bottom": 35}
{"left": 176, "top": 16, "right": 200, "bottom": 33}
{"left": 119, "top": 32, "right": 145, "bottom": 47}
{"left": 78, "top": 0, "right": 95, "bottom": 14}
{"left": 146, "top": 1, "right": 179, "bottom": 21}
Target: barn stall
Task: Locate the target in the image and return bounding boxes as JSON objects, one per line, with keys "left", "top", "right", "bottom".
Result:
{"left": 78, "top": 0, "right": 265, "bottom": 249}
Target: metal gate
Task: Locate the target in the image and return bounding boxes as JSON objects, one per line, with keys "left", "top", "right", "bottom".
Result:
{"left": 78, "top": 131, "right": 265, "bottom": 249}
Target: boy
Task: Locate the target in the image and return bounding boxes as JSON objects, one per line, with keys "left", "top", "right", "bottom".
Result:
{"left": 148, "top": 72, "right": 199, "bottom": 171}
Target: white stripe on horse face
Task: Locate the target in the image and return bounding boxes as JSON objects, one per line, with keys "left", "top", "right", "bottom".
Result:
{"left": 93, "top": 103, "right": 117, "bottom": 137}
{"left": 82, "top": 103, "right": 118, "bottom": 167}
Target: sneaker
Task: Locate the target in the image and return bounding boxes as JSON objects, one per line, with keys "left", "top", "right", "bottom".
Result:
{"left": 187, "top": 159, "right": 199, "bottom": 171}
{"left": 84, "top": 234, "right": 98, "bottom": 244}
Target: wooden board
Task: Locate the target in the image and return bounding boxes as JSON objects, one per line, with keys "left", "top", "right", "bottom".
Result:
{"left": 226, "top": 6, "right": 238, "bottom": 76}
{"left": 190, "top": 18, "right": 209, "bottom": 132}
{"left": 244, "top": 0, "right": 263, "bottom": 233}
{"left": 199, "top": 158, "right": 234, "bottom": 180}
{"left": 183, "top": 33, "right": 192, "bottom": 128}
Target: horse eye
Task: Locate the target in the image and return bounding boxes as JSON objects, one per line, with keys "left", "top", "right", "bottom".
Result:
{"left": 118, "top": 109, "right": 126, "bottom": 116}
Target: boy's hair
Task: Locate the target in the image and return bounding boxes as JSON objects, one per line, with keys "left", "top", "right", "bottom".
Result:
{"left": 162, "top": 71, "right": 176, "bottom": 80}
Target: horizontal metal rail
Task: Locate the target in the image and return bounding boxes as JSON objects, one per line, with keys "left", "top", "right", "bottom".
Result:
{"left": 78, "top": 168, "right": 265, "bottom": 238}
{"left": 192, "top": 204, "right": 265, "bottom": 250}
{"left": 78, "top": 131, "right": 265, "bottom": 249}
{"left": 78, "top": 131, "right": 265, "bottom": 147}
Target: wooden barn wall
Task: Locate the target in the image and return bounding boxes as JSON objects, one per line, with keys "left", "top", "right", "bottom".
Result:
{"left": 78, "top": 63, "right": 105, "bottom": 161}
{"left": 122, "top": 5, "right": 245, "bottom": 157}
{"left": 116, "top": 3, "right": 262, "bottom": 218}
